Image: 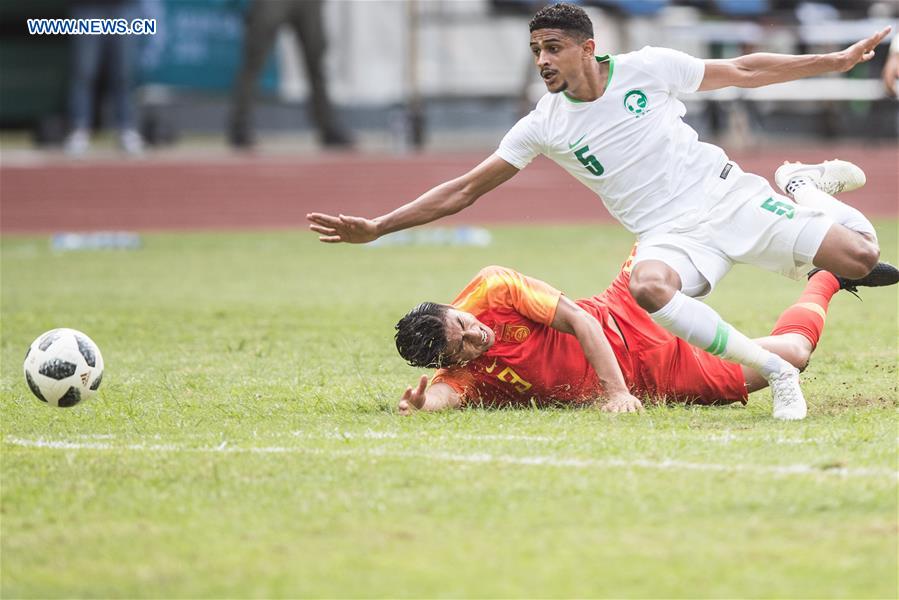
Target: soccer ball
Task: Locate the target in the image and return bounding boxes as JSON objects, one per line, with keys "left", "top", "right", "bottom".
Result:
{"left": 23, "top": 328, "right": 104, "bottom": 407}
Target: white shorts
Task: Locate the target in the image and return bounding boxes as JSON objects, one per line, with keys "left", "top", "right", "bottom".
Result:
{"left": 633, "top": 162, "right": 834, "bottom": 299}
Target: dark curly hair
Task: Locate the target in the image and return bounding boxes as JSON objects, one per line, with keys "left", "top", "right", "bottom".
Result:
{"left": 529, "top": 3, "right": 594, "bottom": 42}
{"left": 394, "top": 302, "right": 451, "bottom": 368}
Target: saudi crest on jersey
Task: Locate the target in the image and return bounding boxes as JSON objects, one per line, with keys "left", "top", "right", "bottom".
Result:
{"left": 623, "top": 89, "right": 649, "bottom": 117}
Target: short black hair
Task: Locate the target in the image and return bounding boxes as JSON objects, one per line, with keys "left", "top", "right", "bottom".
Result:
{"left": 529, "top": 3, "right": 594, "bottom": 42}
{"left": 394, "top": 302, "right": 450, "bottom": 368}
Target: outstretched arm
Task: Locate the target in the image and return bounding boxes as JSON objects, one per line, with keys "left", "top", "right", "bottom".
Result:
{"left": 307, "top": 154, "right": 519, "bottom": 244}
{"left": 551, "top": 296, "right": 642, "bottom": 413}
{"left": 698, "top": 26, "right": 891, "bottom": 91}
{"left": 397, "top": 375, "right": 461, "bottom": 415}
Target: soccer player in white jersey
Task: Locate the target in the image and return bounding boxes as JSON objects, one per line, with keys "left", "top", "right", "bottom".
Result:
{"left": 308, "top": 3, "right": 892, "bottom": 421}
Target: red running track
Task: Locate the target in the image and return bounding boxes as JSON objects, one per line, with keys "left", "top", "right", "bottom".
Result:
{"left": 1, "top": 144, "right": 896, "bottom": 233}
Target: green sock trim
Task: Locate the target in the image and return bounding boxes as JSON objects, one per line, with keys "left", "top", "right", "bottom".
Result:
{"left": 704, "top": 322, "right": 730, "bottom": 356}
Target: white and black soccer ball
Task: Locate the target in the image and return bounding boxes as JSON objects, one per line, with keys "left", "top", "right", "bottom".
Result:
{"left": 23, "top": 328, "right": 104, "bottom": 407}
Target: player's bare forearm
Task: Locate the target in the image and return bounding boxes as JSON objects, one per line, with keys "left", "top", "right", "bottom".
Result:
{"left": 572, "top": 314, "right": 630, "bottom": 397}
{"left": 374, "top": 155, "right": 519, "bottom": 236}
{"left": 307, "top": 183, "right": 467, "bottom": 244}
{"left": 552, "top": 298, "right": 630, "bottom": 398}
{"left": 739, "top": 52, "right": 838, "bottom": 86}
{"left": 398, "top": 376, "right": 460, "bottom": 415}
{"left": 307, "top": 154, "right": 518, "bottom": 243}
{"left": 372, "top": 178, "right": 473, "bottom": 237}
{"left": 699, "top": 26, "right": 891, "bottom": 91}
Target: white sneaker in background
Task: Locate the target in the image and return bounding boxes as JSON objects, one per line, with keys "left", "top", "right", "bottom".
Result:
{"left": 64, "top": 128, "right": 90, "bottom": 156}
{"left": 119, "top": 129, "right": 144, "bottom": 156}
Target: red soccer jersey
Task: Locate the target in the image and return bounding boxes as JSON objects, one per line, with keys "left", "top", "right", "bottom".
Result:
{"left": 432, "top": 247, "right": 747, "bottom": 406}
{"left": 432, "top": 265, "right": 633, "bottom": 407}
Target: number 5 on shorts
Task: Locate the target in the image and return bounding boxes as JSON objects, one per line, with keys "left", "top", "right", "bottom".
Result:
{"left": 761, "top": 197, "right": 795, "bottom": 219}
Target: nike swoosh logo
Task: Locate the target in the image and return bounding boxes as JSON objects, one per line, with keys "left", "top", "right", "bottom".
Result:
{"left": 791, "top": 164, "right": 826, "bottom": 178}
{"left": 568, "top": 135, "right": 586, "bottom": 149}
{"left": 790, "top": 163, "right": 825, "bottom": 178}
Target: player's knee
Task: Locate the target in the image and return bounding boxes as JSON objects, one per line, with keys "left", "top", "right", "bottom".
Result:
{"left": 857, "top": 241, "right": 879, "bottom": 273}
{"left": 844, "top": 240, "right": 879, "bottom": 279}
{"left": 628, "top": 274, "right": 677, "bottom": 312}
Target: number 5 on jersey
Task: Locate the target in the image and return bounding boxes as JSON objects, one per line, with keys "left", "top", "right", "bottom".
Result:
{"left": 573, "top": 145, "right": 604, "bottom": 176}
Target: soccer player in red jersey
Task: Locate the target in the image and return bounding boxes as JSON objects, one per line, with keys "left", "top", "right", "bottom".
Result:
{"left": 393, "top": 248, "right": 897, "bottom": 414}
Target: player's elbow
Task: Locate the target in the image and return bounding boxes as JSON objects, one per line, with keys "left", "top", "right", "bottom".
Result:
{"left": 432, "top": 179, "right": 476, "bottom": 216}
{"left": 728, "top": 59, "right": 761, "bottom": 88}
{"left": 553, "top": 298, "right": 594, "bottom": 337}
{"left": 457, "top": 180, "right": 485, "bottom": 209}
{"left": 735, "top": 69, "right": 763, "bottom": 88}
{"left": 571, "top": 306, "right": 602, "bottom": 338}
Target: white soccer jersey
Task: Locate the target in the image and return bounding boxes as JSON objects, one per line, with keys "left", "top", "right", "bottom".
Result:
{"left": 496, "top": 46, "right": 729, "bottom": 236}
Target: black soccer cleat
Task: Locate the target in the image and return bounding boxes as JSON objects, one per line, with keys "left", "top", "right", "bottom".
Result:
{"left": 808, "top": 262, "right": 899, "bottom": 299}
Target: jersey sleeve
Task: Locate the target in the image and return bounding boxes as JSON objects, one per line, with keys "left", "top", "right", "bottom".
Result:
{"left": 451, "top": 266, "right": 562, "bottom": 326}
{"left": 431, "top": 368, "right": 476, "bottom": 400}
{"left": 494, "top": 111, "right": 543, "bottom": 170}
{"left": 640, "top": 46, "right": 705, "bottom": 94}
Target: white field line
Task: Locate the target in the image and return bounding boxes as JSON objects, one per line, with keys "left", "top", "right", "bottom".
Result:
{"left": 67, "top": 430, "right": 824, "bottom": 445}
{"left": 305, "top": 431, "right": 558, "bottom": 442}
{"left": 6, "top": 436, "right": 896, "bottom": 481}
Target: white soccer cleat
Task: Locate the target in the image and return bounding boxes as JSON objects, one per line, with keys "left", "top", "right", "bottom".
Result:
{"left": 768, "top": 366, "right": 807, "bottom": 421}
{"left": 774, "top": 160, "right": 866, "bottom": 197}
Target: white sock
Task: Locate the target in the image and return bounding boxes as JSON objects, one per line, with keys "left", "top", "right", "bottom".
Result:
{"left": 650, "top": 291, "right": 790, "bottom": 378}
{"left": 788, "top": 176, "right": 877, "bottom": 239}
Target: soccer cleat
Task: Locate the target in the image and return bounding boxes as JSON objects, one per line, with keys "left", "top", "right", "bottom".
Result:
{"left": 769, "top": 366, "right": 807, "bottom": 421}
{"left": 774, "top": 160, "right": 866, "bottom": 197}
{"left": 808, "top": 262, "right": 899, "bottom": 298}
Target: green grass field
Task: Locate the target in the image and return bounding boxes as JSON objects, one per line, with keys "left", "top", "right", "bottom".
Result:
{"left": 2, "top": 223, "right": 897, "bottom": 598}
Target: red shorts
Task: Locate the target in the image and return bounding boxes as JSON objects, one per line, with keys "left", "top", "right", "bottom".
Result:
{"left": 629, "top": 337, "right": 748, "bottom": 405}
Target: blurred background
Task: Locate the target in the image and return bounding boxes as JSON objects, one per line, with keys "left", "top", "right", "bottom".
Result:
{"left": 0, "top": 0, "right": 896, "bottom": 156}
{"left": 0, "top": 0, "right": 896, "bottom": 234}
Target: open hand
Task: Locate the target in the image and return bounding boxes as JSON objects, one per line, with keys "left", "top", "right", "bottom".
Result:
{"left": 307, "top": 212, "right": 379, "bottom": 244}
{"left": 600, "top": 392, "right": 644, "bottom": 414}
{"left": 398, "top": 375, "right": 429, "bottom": 415}
{"left": 838, "top": 26, "right": 892, "bottom": 72}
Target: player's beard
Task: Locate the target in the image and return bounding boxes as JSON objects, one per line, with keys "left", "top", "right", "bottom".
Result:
{"left": 542, "top": 71, "right": 567, "bottom": 93}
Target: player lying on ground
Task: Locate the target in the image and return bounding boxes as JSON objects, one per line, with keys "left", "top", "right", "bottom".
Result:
{"left": 309, "top": 3, "right": 891, "bottom": 420}
{"left": 393, "top": 252, "right": 898, "bottom": 415}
